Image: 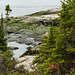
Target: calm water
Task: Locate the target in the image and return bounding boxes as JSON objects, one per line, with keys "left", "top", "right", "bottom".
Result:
{"left": 0, "top": 0, "right": 61, "bottom": 17}
{"left": 8, "top": 42, "right": 33, "bottom": 58}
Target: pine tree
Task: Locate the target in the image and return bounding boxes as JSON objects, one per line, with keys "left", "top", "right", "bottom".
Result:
{"left": 0, "top": 24, "right": 14, "bottom": 75}
{"left": 48, "top": 0, "right": 75, "bottom": 74}
{"left": 33, "top": 26, "right": 57, "bottom": 75}
{"left": 5, "top": 4, "right": 12, "bottom": 37}
{"left": 0, "top": 5, "right": 14, "bottom": 75}
{"left": 33, "top": 0, "right": 75, "bottom": 75}
{"left": 0, "top": 25, "right": 8, "bottom": 52}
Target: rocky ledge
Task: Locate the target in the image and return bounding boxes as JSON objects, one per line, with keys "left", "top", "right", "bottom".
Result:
{"left": 6, "top": 8, "right": 61, "bottom": 71}
{"left": 16, "top": 55, "right": 36, "bottom": 72}
{"left": 7, "top": 8, "right": 61, "bottom": 45}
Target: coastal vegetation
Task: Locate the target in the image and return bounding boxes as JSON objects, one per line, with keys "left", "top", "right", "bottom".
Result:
{"left": 33, "top": 0, "right": 75, "bottom": 75}
{"left": 0, "top": 18, "right": 14, "bottom": 75}
{"left": 0, "top": 0, "right": 75, "bottom": 75}
{"left": 28, "top": 9, "right": 59, "bottom": 16}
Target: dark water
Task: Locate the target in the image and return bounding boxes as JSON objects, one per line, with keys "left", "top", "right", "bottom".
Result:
{"left": 0, "top": 0, "right": 61, "bottom": 17}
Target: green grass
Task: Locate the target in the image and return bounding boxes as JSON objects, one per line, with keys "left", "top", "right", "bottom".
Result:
{"left": 8, "top": 21, "right": 36, "bottom": 31}
{"left": 27, "top": 10, "right": 59, "bottom": 16}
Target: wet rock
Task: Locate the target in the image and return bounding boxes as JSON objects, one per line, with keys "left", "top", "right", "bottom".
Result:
{"left": 20, "top": 45, "right": 40, "bottom": 57}
{"left": 9, "top": 46, "right": 19, "bottom": 50}
{"left": 20, "top": 46, "right": 32, "bottom": 57}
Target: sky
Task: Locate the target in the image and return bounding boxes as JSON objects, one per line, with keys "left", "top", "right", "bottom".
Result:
{"left": 0, "top": 0, "right": 62, "bottom": 17}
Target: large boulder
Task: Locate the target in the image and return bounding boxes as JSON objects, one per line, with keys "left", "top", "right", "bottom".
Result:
{"left": 25, "top": 38, "right": 34, "bottom": 45}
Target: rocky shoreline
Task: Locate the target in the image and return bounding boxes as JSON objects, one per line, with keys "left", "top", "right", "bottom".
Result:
{"left": 16, "top": 55, "right": 36, "bottom": 72}
{"left": 6, "top": 8, "right": 61, "bottom": 71}
{"left": 7, "top": 8, "right": 61, "bottom": 45}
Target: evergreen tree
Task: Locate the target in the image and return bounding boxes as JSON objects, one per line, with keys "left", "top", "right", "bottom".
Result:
{"left": 55, "top": 0, "right": 75, "bottom": 74}
{"left": 0, "top": 23, "right": 14, "bottom": 75}
{"left": 5, "top": 4, "right": 12, "bottom": 37}
{"left": 0, "top": 5, "right": 14, "bottom": 75}
{"left": 33, "top": 0, "right": 75, "bottom": 75}
{"left": 5, "top": 4, "right": 12, "bottom": 16}
{"left": 33, "top": 26, "right": 58, "bottom": 75}
{"left": 0, "top": 5, "right": 27, "bottom": 75}
{"left": 0, "top": 25, "right": 8, "bottom": 52}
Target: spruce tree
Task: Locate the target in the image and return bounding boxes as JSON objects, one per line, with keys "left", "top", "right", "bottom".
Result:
{"left": 5, "top": 4, "right": 12, "bottom": 37}
{"left": 0, "top": 5, "right": 14, "bottom": 75}
{"left": 49, "top": 0, "right": 75, "bottom": 74}
{"left": 0, "top": 24, "right": 14, "bottom": 75}
{"left": 0, "top": 25, "right": 7, "bottom": 52}
{"left": 33, "top": 0, "right": 75, "bottom": 75}
{"left": 33, "top": 26, "right": 57, "bottom": 75}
